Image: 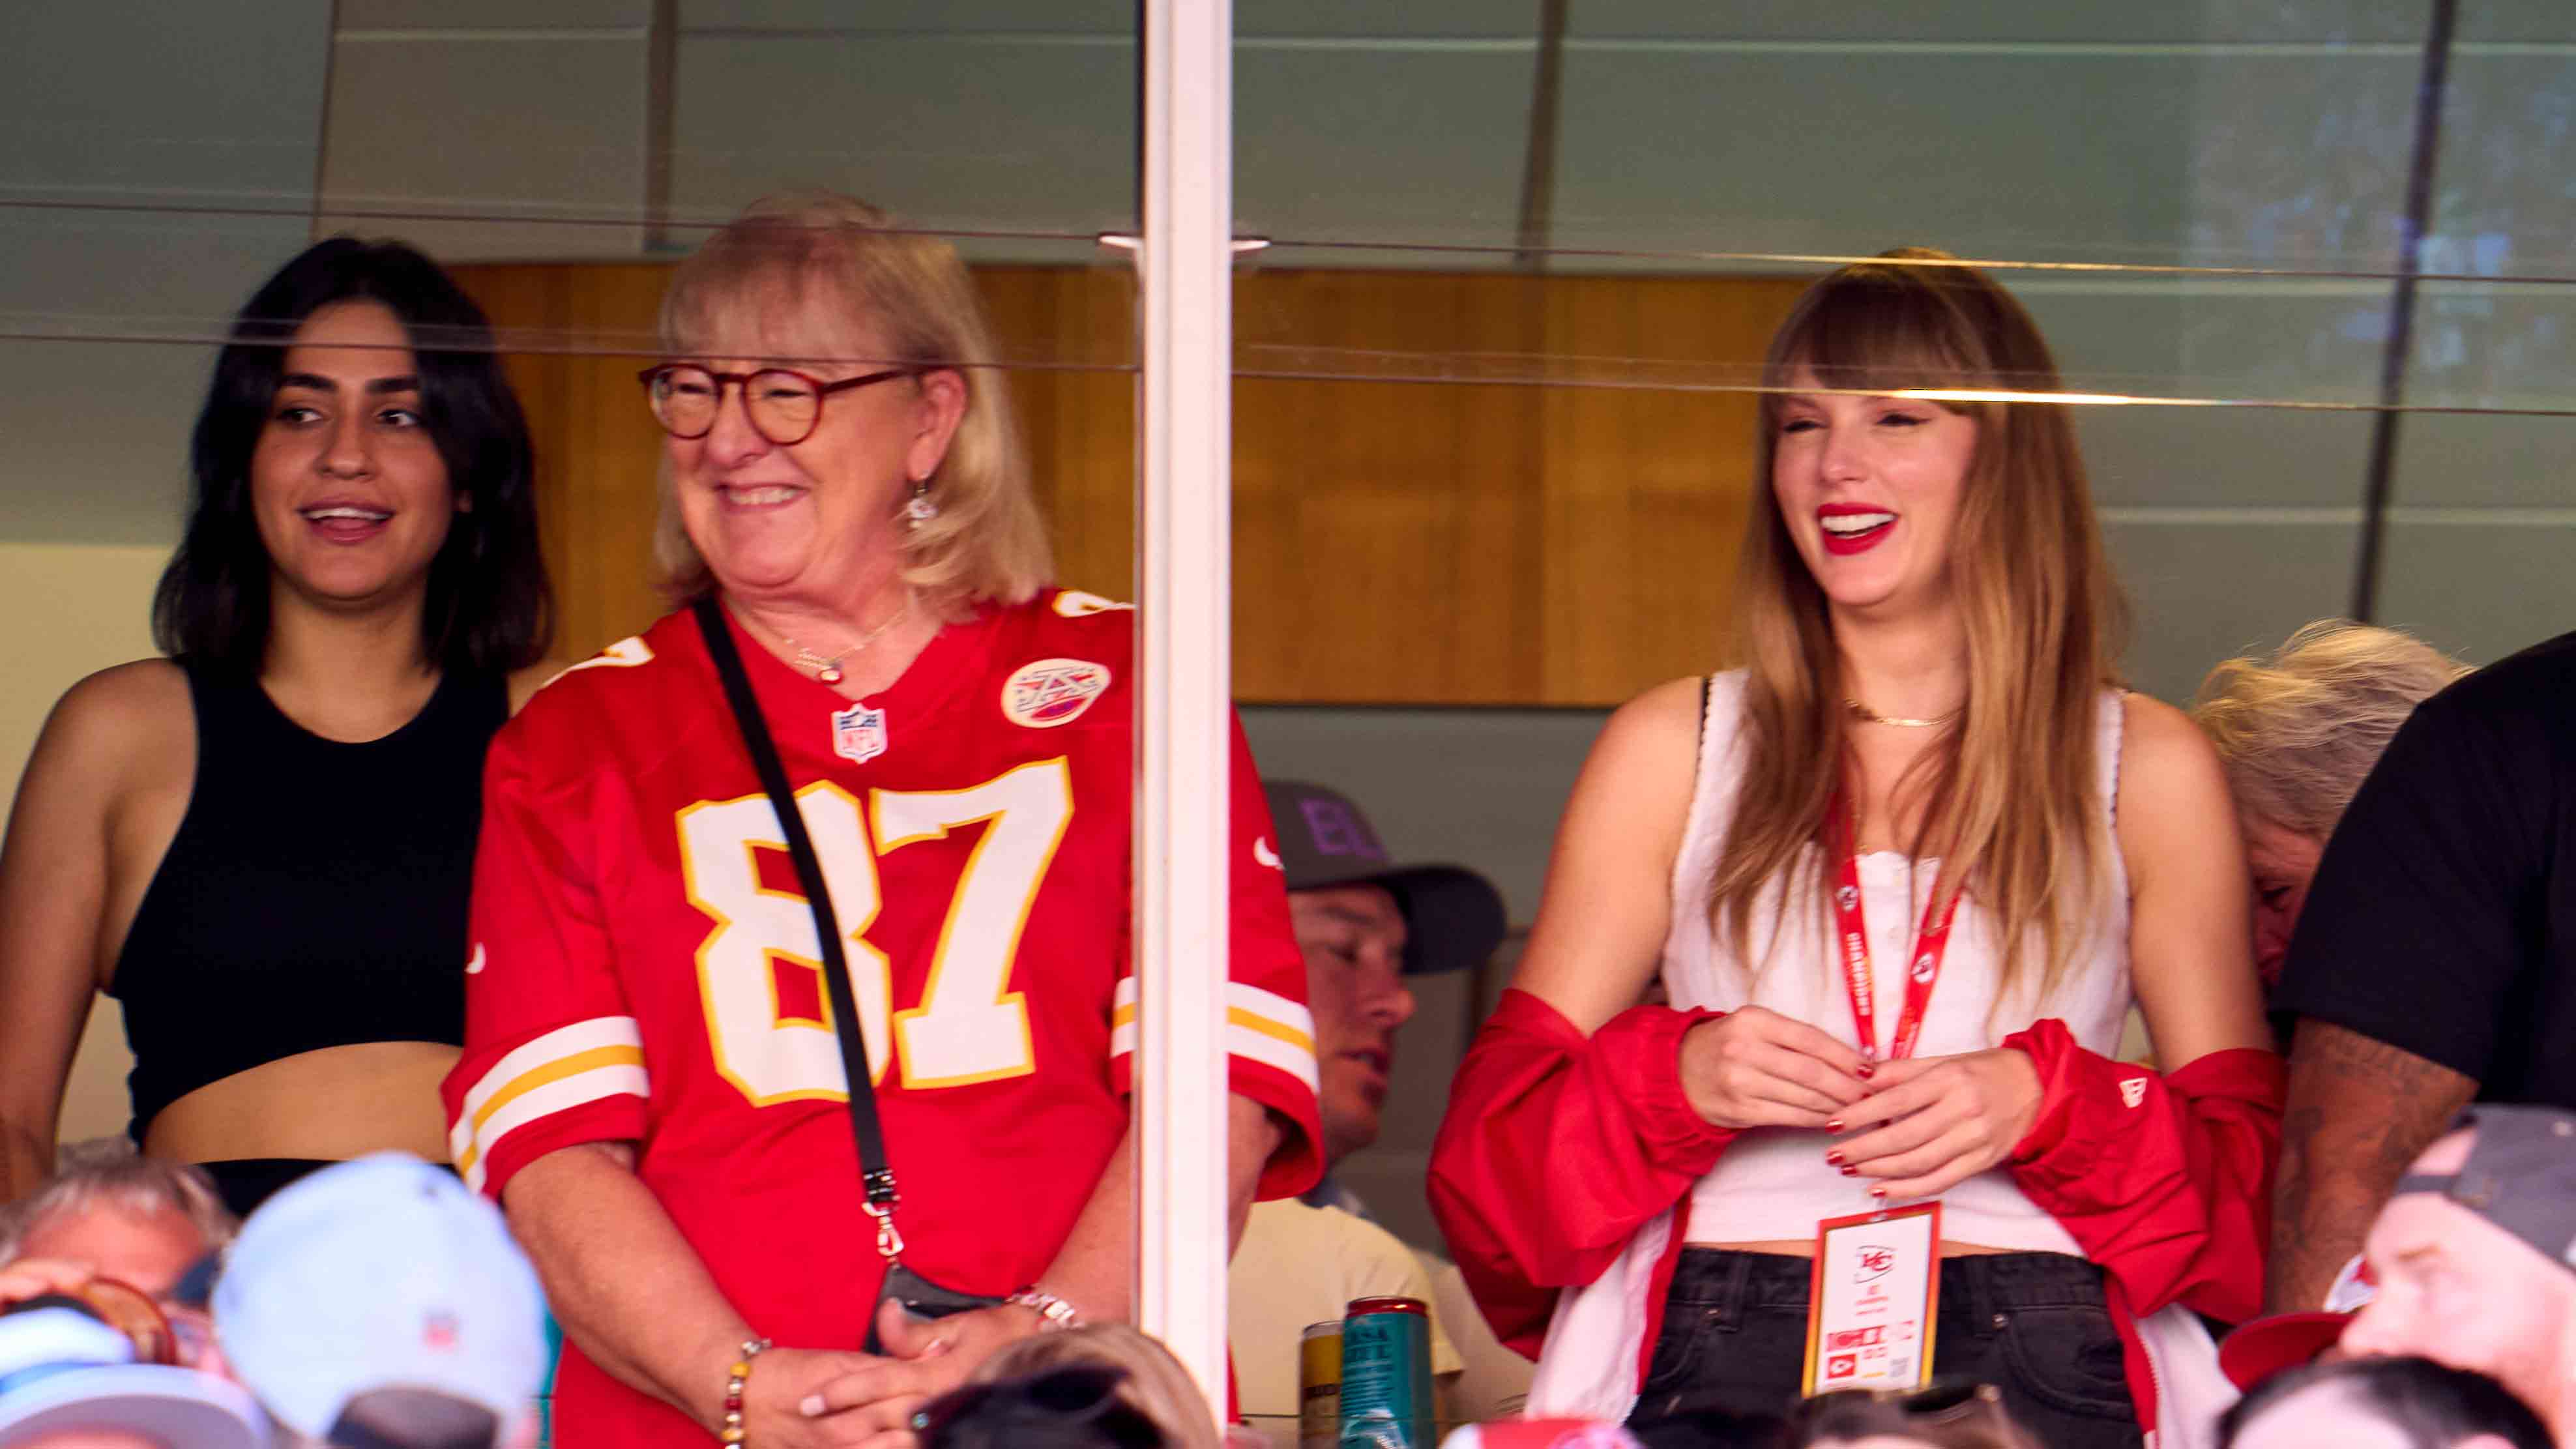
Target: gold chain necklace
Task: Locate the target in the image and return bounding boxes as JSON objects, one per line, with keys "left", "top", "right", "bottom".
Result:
{"left": 778, "top": 596, "right": 914, "bottom": 685}
{"left": 1843, "top": 697, "right": 1962, "bottom": 729}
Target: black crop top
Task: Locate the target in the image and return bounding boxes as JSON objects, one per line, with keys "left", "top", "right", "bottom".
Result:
{"left": 110, "top": 662, "right": 507, "bottom": 1141}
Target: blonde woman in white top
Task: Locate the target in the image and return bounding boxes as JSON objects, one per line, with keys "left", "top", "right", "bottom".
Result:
{"left": 1430, "top": 250, "right": 2279, "bottom": 1449}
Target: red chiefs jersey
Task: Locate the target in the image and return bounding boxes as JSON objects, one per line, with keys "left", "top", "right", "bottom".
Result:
{"left": 443, "top": 589, "right": 1323, "bottom": 1448}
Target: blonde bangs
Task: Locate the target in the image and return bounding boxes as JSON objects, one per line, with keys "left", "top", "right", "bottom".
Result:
{"left": 665, "top": 257, "right": 896, "bottom": 372}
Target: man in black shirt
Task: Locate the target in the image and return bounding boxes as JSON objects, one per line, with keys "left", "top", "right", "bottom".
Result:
{"left": 2264, "top": 630, "right": 2576, "bottom": 1315}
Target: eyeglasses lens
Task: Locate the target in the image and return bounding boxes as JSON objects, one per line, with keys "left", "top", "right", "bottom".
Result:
{"left": 649, "top": 367, "right": 821, "bottom": 443}
{"left": 649, "top": 366, "right": 718, "bottom": 436}
{"left": 745, "top": 371, "right": 821, "bottom": 440}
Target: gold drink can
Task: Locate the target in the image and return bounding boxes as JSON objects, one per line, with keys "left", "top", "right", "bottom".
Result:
{"left": 1299, "top": 1320, "right": 1343, "bottom": 1449}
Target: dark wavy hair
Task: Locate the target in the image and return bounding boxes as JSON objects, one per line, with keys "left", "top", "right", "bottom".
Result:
{"left": 2221, "top": 1355, "right": 2553, "bottom": 1449}
{"left": 153, "top": 237, "right": 551, "bottom": 673}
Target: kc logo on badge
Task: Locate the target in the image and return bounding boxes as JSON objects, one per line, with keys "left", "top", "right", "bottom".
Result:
{"left": 1003, "top": 658, "right": 1111, "bottom": 728}
{"left": 832, "top": 703, "right": 889, "bottom": 764}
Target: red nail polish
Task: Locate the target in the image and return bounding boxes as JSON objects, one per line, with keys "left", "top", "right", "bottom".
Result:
{"left": 1825, "top": 1120, "right": 1844, "bottom": 1134}
{"left": 1857, "top": 1064, "right": 1875, "bottom": 1079}
{"left": 1824, "top": 1150, "right": 1844, "bottom": 1166}
{"left": 1869, "top": 1186, "right": 1886, "bottom": 1200}
{"left": 1839, "top": 1165, "right": 1858, "bottom": 1177}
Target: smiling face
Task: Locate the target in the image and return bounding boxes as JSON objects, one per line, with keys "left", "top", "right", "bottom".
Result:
{"left": 1288, "top": 883, "right": 1417, "bottom": 1165}
{"left": 1768, "top": 368, "right": 1980, "bottom": 620}
{"left": 249, "top": 300, "right": 459, "bottom": 616}
{"left": 664, "top": 293, "right": 965, "bottom": 613}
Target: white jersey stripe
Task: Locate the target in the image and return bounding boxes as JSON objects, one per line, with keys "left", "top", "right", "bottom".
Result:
{"left": 1225, "top": 1024, "right": 1322, "bottom": 1097}
{"left": 448, "top": 1016, "right": 645, "bottom": 1162}
{"left": 1226, "top": 982, "right": 1315, "bottom": 1041}
{"left": 458, "top": 1064, "right": 651, "bottom": 1192}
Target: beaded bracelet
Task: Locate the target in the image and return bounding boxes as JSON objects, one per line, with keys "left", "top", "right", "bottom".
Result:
{"left": 720, "top": 1336, "right": 772, "bottom": 1446}
{"left": 1005, "top": 1286, "right": 1083, "bottom": 1332}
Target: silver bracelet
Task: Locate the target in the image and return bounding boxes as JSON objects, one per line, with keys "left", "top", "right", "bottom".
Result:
{"left": 1004, "top": 1286, "right": 1083, "bottom": 1332}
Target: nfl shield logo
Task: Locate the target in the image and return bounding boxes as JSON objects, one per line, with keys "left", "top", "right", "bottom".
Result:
{"left": 832, "top": 704, "right": 888, "bottom": 764}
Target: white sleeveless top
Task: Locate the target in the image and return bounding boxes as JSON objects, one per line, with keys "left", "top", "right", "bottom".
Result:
{"left": 1671, "top": 671, "right": 2132, "bottom": 1253}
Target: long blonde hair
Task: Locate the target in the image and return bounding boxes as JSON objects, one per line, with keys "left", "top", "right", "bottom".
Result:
{"left": 651, "top": 192, "right": 1052, "bottom": 617}
{"left": 1710, "top": 248, "right": 2124, "bottom": 1007}
{"left": 2192, "top": 619, "right": 2470, "bottom": 840}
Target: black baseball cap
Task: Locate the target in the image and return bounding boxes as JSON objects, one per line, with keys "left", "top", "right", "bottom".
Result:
{"left": 1262, "top": 780, "right": 1508, "bottom": 976}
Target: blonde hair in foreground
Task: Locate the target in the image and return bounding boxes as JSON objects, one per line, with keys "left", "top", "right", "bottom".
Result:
{"left": 2191, "top": 619, "right": 2470, "bottom": 840}
{"left": 651, "top": 192, "right": 1052, "bottom": 616}
{"left": 971, "top": 1325, "right": 1219, "bottom": 1449}
{"left": 1711, "top": 246, "right": 2124, "bottom": 1008}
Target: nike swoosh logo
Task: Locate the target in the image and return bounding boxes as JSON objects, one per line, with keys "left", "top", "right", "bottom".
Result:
{"left": 465, "top": 944, "right": 487, "bottom": 975}
{"left": 1253, "top": 837, "right": 1282, "bottom": 870}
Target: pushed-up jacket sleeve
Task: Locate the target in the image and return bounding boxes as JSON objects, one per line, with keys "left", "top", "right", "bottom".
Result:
{"left": 1427, "top": 989, "right": 1737, "bottom": 1356}
{"left": 2003, "top": 1018, "right": 2286, "bottom": 1325}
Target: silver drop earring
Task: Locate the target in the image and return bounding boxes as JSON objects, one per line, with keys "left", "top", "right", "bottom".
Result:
{"left": 904, "top": 476, "right": 939, "bottom": 525}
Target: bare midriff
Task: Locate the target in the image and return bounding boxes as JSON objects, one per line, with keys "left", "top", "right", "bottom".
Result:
{"left": 141, "top": 1042, "right": 460, "bottom": 1165}
{"left": 1691, "top": 1238, "right": 2029, "bottom": 1260}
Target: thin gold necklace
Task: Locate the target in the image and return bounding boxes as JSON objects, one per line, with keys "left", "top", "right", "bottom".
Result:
{"left": 1843, "top": 697, "right": 1961, "bottom": 729}
{"left": 776, "top": 596, "right": 913, "bottom": 685}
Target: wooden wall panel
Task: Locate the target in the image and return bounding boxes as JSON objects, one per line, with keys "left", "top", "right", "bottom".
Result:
{"left": 1537, "top": 276, "right": 1807, "bottom": 702}
{"left": 451, "top": 262, "right": 1806, "bottom": 705}
{"left": 1232, "top": 272, "right": 1549, "bottom": 703}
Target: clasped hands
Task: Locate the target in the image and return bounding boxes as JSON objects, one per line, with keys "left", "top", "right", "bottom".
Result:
{"left": 733, "top": 1298, "right": 1044, "bottom": 1449}
{"left": 1678, "top": 1005, "right": 2043, "bottom": 1201}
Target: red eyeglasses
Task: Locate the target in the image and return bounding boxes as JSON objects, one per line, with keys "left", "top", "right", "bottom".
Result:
{"left": 637, "top": 364, "right": 916, "bottom": 446}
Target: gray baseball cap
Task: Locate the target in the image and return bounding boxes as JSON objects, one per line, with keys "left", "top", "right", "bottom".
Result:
{"left": 1261, "top": 780, "right": 1508, "bottom": 976}
{"left": 2394, "top": 1103, "right": 2576, "bottom": 1275}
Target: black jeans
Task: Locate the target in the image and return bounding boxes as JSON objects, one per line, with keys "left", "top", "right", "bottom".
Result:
{"left": 1626, "top": 1249, "right": 2143, "bottom": 1449}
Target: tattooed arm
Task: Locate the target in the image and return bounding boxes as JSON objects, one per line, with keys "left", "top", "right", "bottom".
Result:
{"left": 2265, "top": 1019, "right": 2478, "bottom": 1314}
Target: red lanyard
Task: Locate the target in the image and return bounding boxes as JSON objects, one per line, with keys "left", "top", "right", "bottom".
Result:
{"left": 1830, "top": 793, "right": 1961, "bottom": 1062}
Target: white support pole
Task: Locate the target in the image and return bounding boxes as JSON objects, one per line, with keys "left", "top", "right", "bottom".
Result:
{"left": 1134, "top": 0, "right": 1235, "bottom": 1424}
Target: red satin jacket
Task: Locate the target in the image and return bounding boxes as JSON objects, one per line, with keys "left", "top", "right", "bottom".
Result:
{"left": 1427, "top": 990, "right": 2284, "bottom": 1435}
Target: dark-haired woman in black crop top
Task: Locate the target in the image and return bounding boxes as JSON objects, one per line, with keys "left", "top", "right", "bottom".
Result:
{"left": 0, "top": 239, "right": 559, "bottom": 1216}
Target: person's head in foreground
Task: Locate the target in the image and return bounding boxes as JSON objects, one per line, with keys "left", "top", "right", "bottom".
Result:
{"left": 0, "top": 1160, "right": 235, "bottom": 1297}
{"left": 648, "top": 190, "right": 1050, "bottom": 619}
{"left": 1263, "top": 780, "right": 1506, "bottom": 1165}
{"left": 2334, "top": 1105, "right": 2576, "bottom": 1441}
{"left": 1775, "top": 1380, "right": 2041, "bottom": 1449}
{"left": 915, "top": 1325, "right": 1215, "bottom": 1449}
{"left": 2218, "top": 1355, "right": 2551, "bottom": 1449}
{"left": 0, "top": 1293, "right": 269, "bottom": 1449}
{"left": 2191, "top": 620, "right": 2471, "bottom": 986}
{"left": 209, "top": 1154, "right": 547, "bottom": 1449}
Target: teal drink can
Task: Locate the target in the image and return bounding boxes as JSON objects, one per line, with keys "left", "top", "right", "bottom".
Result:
{"left": 1338, "top": 1296, "right": 1433, "bottom": 1449}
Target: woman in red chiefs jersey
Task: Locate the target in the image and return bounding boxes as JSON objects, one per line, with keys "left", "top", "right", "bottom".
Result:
{"left": 443, "top": 194, "right": 1325, "bottom": 1449}
{"left": 1427, "top": 250, "right": 2279, "bottom": 1448}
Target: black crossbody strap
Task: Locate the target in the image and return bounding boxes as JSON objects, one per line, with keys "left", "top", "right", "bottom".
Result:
{"left": 692, "top": 596, "right": 901, "bottom": 1212}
